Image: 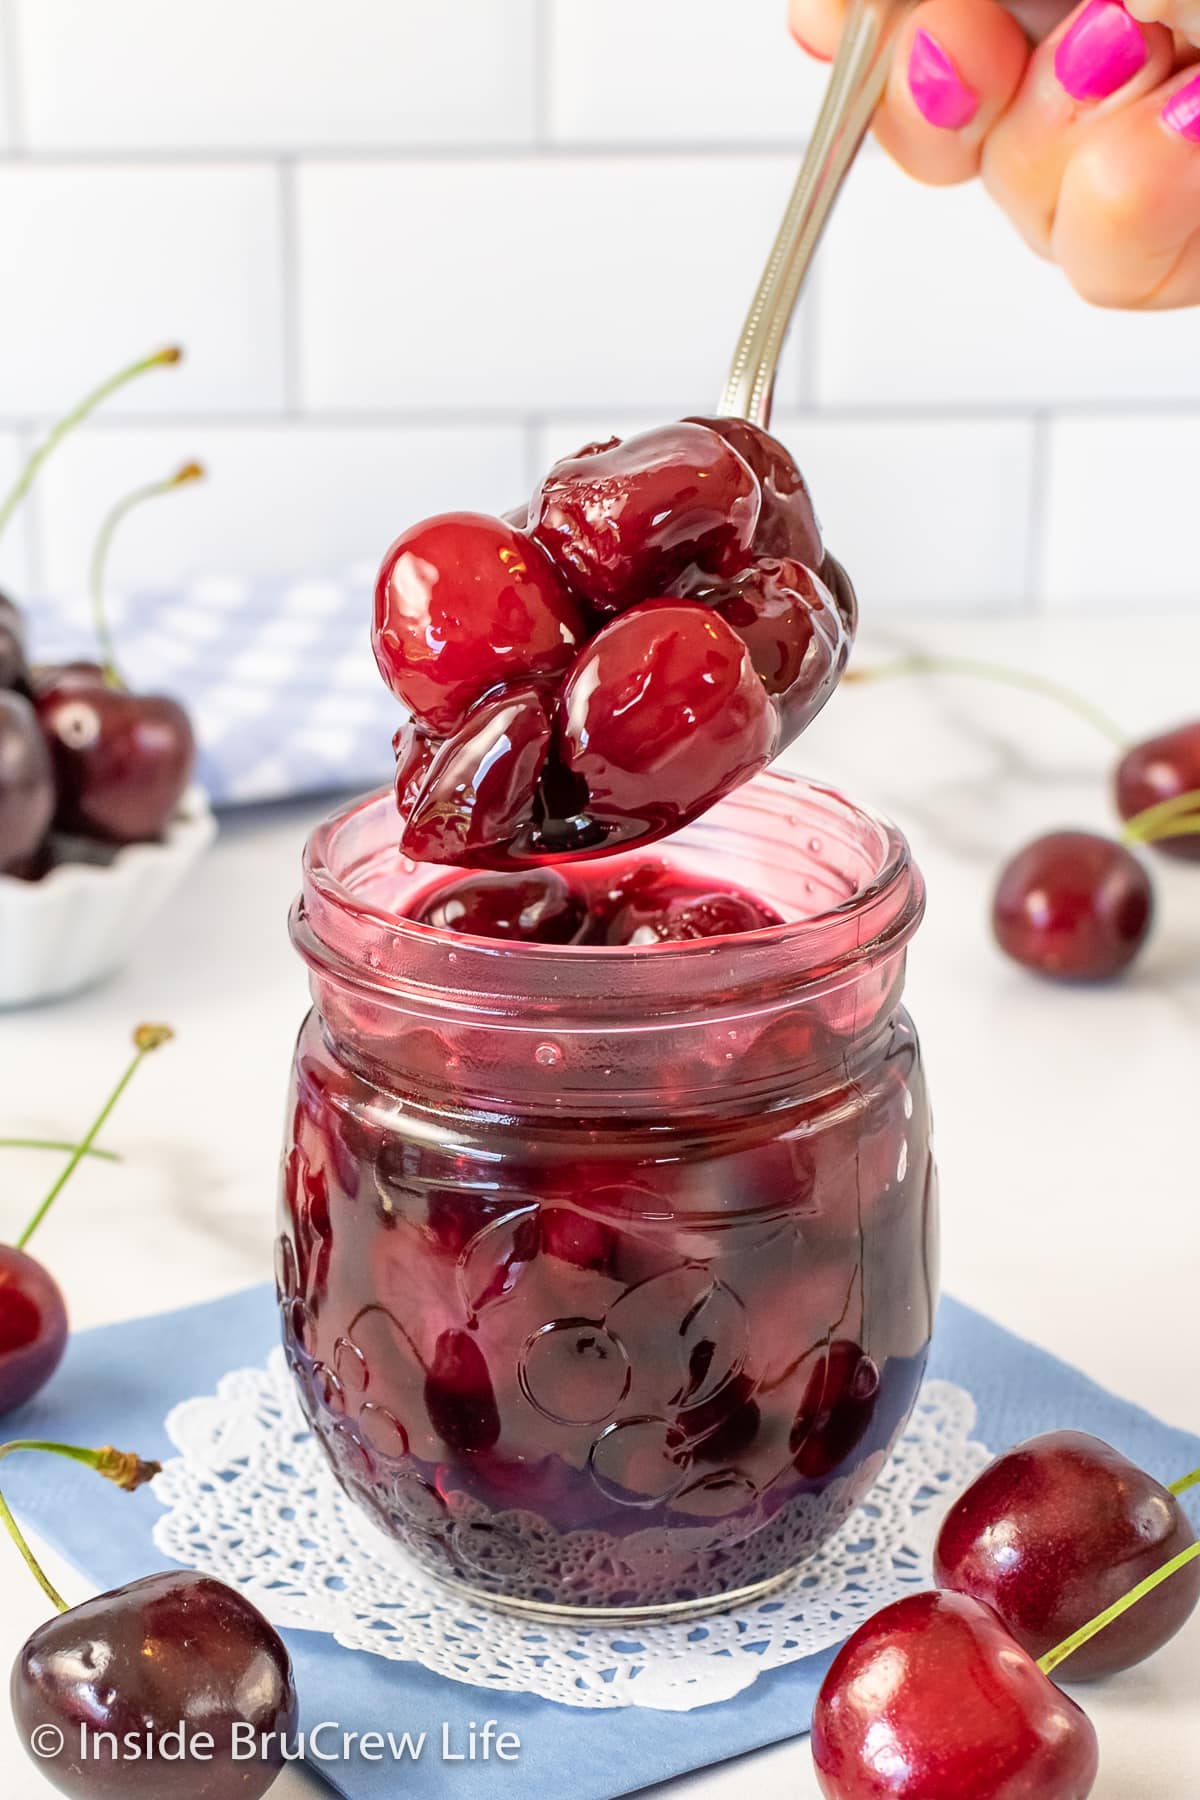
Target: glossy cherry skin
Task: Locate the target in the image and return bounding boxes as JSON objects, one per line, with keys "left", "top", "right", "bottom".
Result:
{"left": 692, "top": 558, "right": 847, "bottom": 737}
{"left": 1115, "top": 720, "right": 1200, "bottom": 862}
{"left": 12, "top": 1570, "right": 299, "bottom": 1799}
{"left": 396, "top": 683, "right": 553, "bottom": 866}
{"left": 0, "top": 593, "right": 30, "bottom": 692}
{"left": 35, "top": 681, "right": 195, "bottom": 845}
{"left": 811, "top": 1590, "right": 1099, "bottom": 1799}
{"left": 0, "top": 691, "right": 56, "bottom": 874}
{"left": 602, "top": 865, "right": 781, "bottom": 944}
{"left": 530, "top": 422, "right": 760, "bottom": 611}
{"left": 416, "top": 867, "right": 587, "bottom": 944}
{"left": 558, "top": 600, "right": 779, "bottom": 851}
{"left": 0, "top": 1244, "right": 68, "bottom": 1417}
{"left": 373, "top": 512, "right": 585, "bottom": 735}
{"left": 992, "top": 831, "right": 1153, "bottom": 980}
{"left": 934, "top": 1430, "right": 1200, "bottom": 1680}
{"left": 687, "top": 416, "right": 822, "bottom": 568}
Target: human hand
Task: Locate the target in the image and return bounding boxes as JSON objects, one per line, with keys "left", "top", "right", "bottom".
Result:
{"left": 789, "top": 0, "right": 1200, "bottom": 305}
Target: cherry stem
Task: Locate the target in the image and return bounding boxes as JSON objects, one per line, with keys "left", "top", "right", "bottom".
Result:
{"left": 1169, "top": 1464, "right": 1200, "bottom": 1498}
{"left": 0, "top": 1139, "right": 119, "bottom": 1163}
{"left": 15, "top": 1024, "right": 173, "bottom": 1251}
{"left": 1122, "top": 787, "right": 1200, "bottom": 846}
{"left": 0, "top": 1440, "right": 161, "bottom": 1617}
{"left": 0, "top": 347, "right": 183, "bottom": 548}
{"left": 1039, "top": 1539, "right": 1200, "bottom": 1677}
{"left": 89, "top": 462, "right": 205, "bottom": 689}
{"left": 845, "top": 654, "right": 1127, "bottom": 747}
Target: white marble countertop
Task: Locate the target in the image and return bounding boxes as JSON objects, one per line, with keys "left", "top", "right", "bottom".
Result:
{"left": 2, "top": 612, "right": 1199, "bottom": 1798}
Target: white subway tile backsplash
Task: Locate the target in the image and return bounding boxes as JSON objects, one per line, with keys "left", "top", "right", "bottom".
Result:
{"left": 534, "top": 413, "right": 1033, "bottom": 611}
{"left": 817, "top": 159, "right": 1200, "bottom": 409}
{"left": 297, "top": 156, "right": 807, "bottom": 414}
{"left": 31, "top": 423, "right": 526, "bottom": 595}
{"left": 0, "top": 432, "right": 34, "bottom": 599}
{"left": 774, "top": 415, "right": 1035, "bottom": 610}
{"left": 0, "top": 15, "right": 13, "bottom": 151}
{"left": 546, "top": 0, "right": 825, "bottom": 145}
{"left": 1041, "top": 415, "right": 1200, "bottom": 612}
{"left": 0, "top": 166, "right": 285, "bottom": 417}
{"left": 15, "top": 0, "right": 537, "bottom": 151}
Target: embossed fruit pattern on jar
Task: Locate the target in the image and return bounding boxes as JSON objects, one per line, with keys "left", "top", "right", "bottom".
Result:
{"left": 277, "top": 775, "right": 937, "bottom": 1616}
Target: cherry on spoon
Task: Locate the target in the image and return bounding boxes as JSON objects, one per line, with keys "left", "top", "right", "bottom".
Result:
{"left": 1, "top": 1025, "right": 173, "bottom": 1419}
{"left": 2, "top": 1438, "right": 297, "bottom": 1798}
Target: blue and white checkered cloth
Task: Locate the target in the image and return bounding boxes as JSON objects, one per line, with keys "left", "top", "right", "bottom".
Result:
{"left": 30, "top": 570, "right": 401, "bottom": 807}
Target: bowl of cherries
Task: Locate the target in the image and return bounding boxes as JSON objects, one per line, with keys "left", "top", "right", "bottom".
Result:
{"left": 0, "top": 350, "right": 216, "bottom": 1009}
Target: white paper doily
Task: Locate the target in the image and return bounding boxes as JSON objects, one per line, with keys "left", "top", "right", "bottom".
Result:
{"left": 151, "top": 1351, "right": 991, "bottom": 1711}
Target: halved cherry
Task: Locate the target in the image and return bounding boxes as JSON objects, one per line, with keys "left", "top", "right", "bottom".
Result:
{"left": 397, "top": 683, "right": 553, "bottom": 866}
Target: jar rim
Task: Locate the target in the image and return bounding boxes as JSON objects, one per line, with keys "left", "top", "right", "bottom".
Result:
{"left": 293, "top": 770, "right": 924, "bottom": 1015}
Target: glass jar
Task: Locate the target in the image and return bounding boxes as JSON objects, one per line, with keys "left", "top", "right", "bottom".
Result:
{"left": 277, "top": 770, "right": 937, "bottom": 1620}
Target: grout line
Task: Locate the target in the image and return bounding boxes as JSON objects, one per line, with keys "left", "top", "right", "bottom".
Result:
{"left": 277, "top": 158, "right": 301, "bottom": 414}
{"left": 532, "top": 0, "right": 551, "bottom": 149}
{"left": 1, "top": 400, "right": 1196, "bottom": 433}
{"left": 0, "top": 139, "right": 809, "bottom": 169}
{"left": 1024, "top": 411, "right": 1052, "bottom": 611}
{"left": 0, "top": 0, "right": 26, "bottom": 154}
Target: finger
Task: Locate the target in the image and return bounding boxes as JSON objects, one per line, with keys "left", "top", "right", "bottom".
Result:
{"left": 1127, "top": 0, "right": 1200, "bottom": 49}
{"left": 983, "top": 0, "right": 1176, "bottom": 253}
{"left": 788, "top": 0, "right": 841, "bottom": 61}
{"left": 1052, "top": 64, "right": 1200, "bottom": 303}
{"left": 876, "top": 0, "right": 1030, "bottom": 185}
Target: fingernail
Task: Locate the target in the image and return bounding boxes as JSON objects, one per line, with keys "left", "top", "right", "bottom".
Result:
{"left": 908, "top": 29, "right": 980, "bottom": 129}
{"left": 1162, "top": 70, "right": 1200, "bottom": 141}
{"left": 1054, "top": 0, "right": 1146, "bottom": 103}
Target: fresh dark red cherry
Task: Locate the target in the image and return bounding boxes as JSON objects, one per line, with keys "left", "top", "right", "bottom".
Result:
{"left": 0, "top": 1025, "right": 172, "bottom": 1418}
{"left": 424, "top": 1328, "right": 501, "bottom": 1453}
{"left": 0, "top": 1245, "right": 68, "bottom": 1418}
{"left": 811, "top": 1590, "right": 1099, "bottom": 1799}
{"left": 0, "top": 594, "right": 30, "bottom": 692}
{"left": 415, "top": 867, "right": 587, "bottom": 943}
{"left": 396, "top": 682, "right": 553, "bottom": 867}
{"left": 13, "top": 1571, "right": 298, "bottom": 1799}
{"left": 373, "top": 512, "right": 585, "bottom": 735}
{"left": 0, "top": 691, "right": 55, "bottom": 874}
{"left": 558, "top": 601, "right": 778, "bottom": 849}
{"left": 934, "top": 1430, "right": 1200, "bottom": 1680}
{"left": 530, "top": 422, "right": 760, "bottom": 611}
{"left": 687, "top": 415, "right": 822, "bottom": 568}
{"left": 35, "top": 680, "right": 195, "bottom": 845}
{"left": 1115, "top": 721, "right": 1200, "bottom": 862}
{"left": 992, "top": 831, "right": 1153, "bottom": 980}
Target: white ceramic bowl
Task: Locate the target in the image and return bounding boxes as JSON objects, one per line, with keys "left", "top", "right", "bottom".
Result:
{"left": 0, "top": 787, "right": 217, "bottom": 1008}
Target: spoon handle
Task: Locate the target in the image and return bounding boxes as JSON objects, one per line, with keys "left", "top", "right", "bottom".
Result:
{"left": 718, "top": 0, "right": 919, "bottom": 427}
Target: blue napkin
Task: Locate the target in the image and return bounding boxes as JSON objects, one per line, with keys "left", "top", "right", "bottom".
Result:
{"left": 31, "top": 575, "right": 398, "bottom": 807}
{"left": 4, "top": 1287, "right": 1199, "bottom": 1800}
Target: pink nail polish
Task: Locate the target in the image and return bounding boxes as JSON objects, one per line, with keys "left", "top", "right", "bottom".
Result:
{"left": 1054, "top": 0, "right": 1146, "bottom": 103}
{"left": 908, "top": 29, "right": 980, "bottom": 129}
{"left": 1162, "top": 70, "right": 1200, "bottom": 142}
